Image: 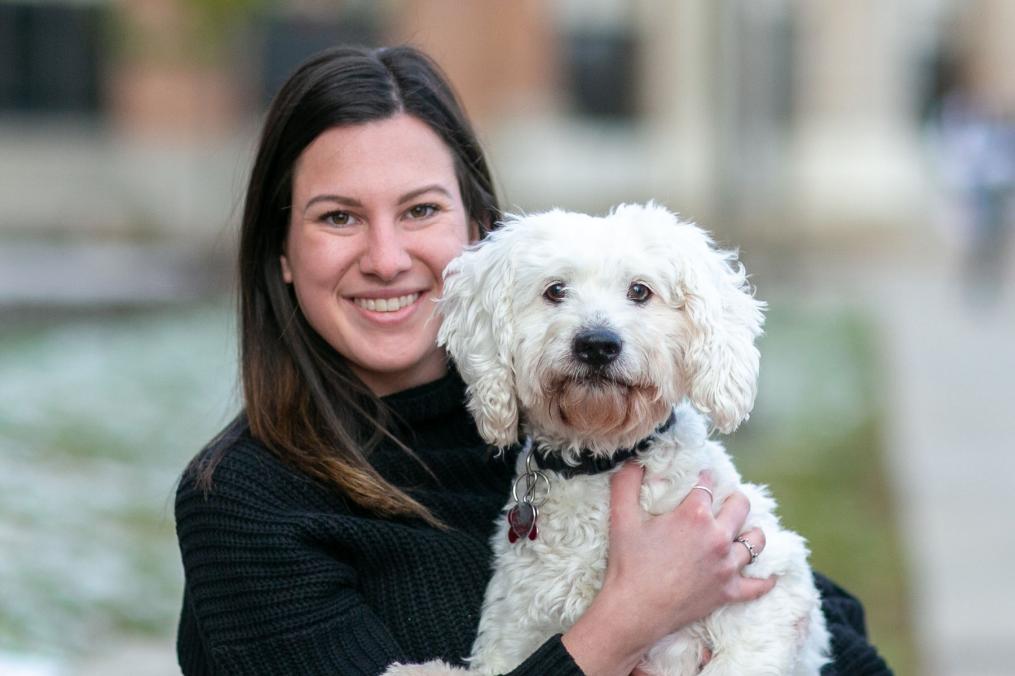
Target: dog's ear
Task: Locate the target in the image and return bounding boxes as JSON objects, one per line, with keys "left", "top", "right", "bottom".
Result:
{"left": 437, "top": 230, "right": 519, "bottom": 448}
{"left": 670, "top": 220, "right": 766, "bottom": 433}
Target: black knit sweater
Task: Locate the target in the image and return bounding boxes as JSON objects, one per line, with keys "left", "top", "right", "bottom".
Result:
{"left": 175, "top": 372, "right": 892, "bottom": 675}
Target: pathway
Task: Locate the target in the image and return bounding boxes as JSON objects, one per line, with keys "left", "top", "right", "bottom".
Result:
{"left": 795, "top": 243, "right": 1015, "bottom": 676}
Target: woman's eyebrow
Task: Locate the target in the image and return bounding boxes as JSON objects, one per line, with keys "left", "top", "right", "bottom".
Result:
{"left": 397, "top": 184, "right": 451, "bottom": 204}
{"left": 303, "top": 194, "right": 361, "bottom": 213}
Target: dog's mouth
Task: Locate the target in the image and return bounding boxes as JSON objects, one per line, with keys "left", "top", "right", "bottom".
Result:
{"left": 544, "top": 373, "right": 665, "bottom": 441}
{"left": 552, "top": 369, "right": 640, "bottom": 398}
{"left": 573, "top": 371, "right": 631, "bottom": 389}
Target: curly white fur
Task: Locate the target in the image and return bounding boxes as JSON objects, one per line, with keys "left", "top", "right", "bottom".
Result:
{"left": 385, "top": 203, "right": 830, "bottom": 675}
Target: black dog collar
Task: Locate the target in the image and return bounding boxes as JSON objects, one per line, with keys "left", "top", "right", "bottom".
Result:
{"left": 530, "top": 409, "right": 677, "bottom": 478}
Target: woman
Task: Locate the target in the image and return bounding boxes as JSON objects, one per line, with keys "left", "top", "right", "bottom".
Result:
{"left": 175, "top": 45, "right": 891, "bottom": 675}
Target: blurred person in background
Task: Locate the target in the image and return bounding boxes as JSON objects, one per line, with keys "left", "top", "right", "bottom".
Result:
{"left": 930, "top": 54, "right": 1015, "bottom": 304}
{"left": 174, "top": 44, "right": 892, "bottom": 675}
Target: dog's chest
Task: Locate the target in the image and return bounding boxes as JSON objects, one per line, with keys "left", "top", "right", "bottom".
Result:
{"left": 488, "top": 460, "right": 697, "bottom": 633}
{"left": 536, "top": 472, "right": 613, "bottom": 544}
{"left": 490, "top": 473, "right": 613, "bottom": 626}
{"left": 487, "top": 421, "right": 724, "bottom": 631}
{"left": 520, "top": 472, "right": 612, "bottom": 562}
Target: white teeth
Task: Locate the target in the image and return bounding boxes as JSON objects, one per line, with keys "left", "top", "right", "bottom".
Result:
{"left": 354, "top": 293, "right": 419, "bottom": 313}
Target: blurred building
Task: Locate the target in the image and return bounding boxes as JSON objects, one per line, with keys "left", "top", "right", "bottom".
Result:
{"left": 0, "top": 0, "right": 1013, "bottom": 268}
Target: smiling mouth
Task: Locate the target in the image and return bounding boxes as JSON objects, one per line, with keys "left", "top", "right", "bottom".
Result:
{"left": 352, "top": 293, "right": 420, "bottom": 313}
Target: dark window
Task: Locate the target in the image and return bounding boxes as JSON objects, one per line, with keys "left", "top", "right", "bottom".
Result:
{"left": 0, "top": 2, "right": 106, "bottom": 115}
{"left": 563, "top": 28, "right": 639, "bottom": 120}
{"left": 257, "top": 10, "right": 379, "bottom": 106}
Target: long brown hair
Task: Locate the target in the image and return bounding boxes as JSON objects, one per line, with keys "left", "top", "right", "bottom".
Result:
{"left": 194, "top": 46, "right": 500, "bottom": 526}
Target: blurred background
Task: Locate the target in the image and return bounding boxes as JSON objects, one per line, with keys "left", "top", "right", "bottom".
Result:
{"left": 1, "top": 1, "right": 1013, "bottom": 674}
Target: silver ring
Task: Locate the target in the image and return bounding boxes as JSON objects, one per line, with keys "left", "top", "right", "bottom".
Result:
{"left": 735, "top": 535, "right": 759, "bottom": 565}
{"left": 691, "top": 484, "right": 714, "bottom": 501}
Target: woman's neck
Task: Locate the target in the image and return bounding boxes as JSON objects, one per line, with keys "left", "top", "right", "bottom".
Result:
{"left": 353, "top": 357, "right": 449, "bottom": 397}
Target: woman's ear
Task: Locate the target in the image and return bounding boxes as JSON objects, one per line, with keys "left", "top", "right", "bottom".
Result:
{"left": 280, "top": 254, "right": 293, "bottom": 284}
{"left": 468, "top": 219, "right": 482, "bottom": 244}
{"left": 668, "top": 220, "right": 766, "bottom": 434}
{"left": 438, "top": 228, "right": 519, "bottom": 448}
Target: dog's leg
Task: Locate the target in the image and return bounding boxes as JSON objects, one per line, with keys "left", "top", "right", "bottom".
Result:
{"left": 694, "top": 562, "right": 828, "bottom": 676}
{"left": 791, "top": 601, "right": 832, "bottom": 676}
{"left": 469, "top": 586, "right": 571, "bottom": 675}
{"left": 467, "top": 545, "right": 572, "bottom": 675}
{"left": 639, "top": 629, "right": 710, "bottom": 675}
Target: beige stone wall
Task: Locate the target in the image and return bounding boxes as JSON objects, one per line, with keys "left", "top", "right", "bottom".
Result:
{"left": 385, "top": 0, "right": 559, "bottom": 125}
{"left": 790, "top": 0, "right": 927, "bottom": 237}
{"left": 107, "top": 0, "right": 247, "bottom": 140}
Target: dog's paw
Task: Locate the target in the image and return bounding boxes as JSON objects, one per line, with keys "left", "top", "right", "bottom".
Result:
{"left": 381, "top": 660, "right": 469, "bottom": 676}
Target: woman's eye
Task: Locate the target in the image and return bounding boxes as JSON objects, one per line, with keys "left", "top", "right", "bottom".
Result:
{"left": 407, "top": 203, "right": 439, "bottom": 219}
{"left": 544, "top": 282, "right": 567, "bottom": 303}
{"left": 322, "top": 211, "right": 353, "bottom": 227}
{"left": 627, "top": 282, "right": 652, "bottom": 304}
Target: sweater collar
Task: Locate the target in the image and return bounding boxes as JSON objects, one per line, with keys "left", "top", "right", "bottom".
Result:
{"left": 380, "top": 368, "right": 468, "bottom": 426}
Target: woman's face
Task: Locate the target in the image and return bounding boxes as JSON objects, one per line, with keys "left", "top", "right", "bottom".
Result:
{"left": 281, "top": 114, "right": 474, "bottom": 395}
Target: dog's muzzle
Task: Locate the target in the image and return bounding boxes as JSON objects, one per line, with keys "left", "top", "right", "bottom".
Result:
{"left": 572, "top": 327, "right": 623, "bottom": 368}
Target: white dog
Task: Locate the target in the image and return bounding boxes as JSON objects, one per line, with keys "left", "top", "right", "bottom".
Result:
{"left": 386, "top": 203, "right": 830, "bottom": 675}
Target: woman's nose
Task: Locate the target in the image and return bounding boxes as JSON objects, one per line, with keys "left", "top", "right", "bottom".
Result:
{"left": 359, "top": 221, "right": 412, "bottom": 280}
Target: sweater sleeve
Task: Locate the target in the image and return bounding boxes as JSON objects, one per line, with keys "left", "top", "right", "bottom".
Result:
{"left": 815, "top": 573, "right": 894, "bottom": 675}
{"left": 175, "top": 446, "right": 413, "bottom": 675}
{"left": 505, "top": 635, "right": 584, "bottom": 675}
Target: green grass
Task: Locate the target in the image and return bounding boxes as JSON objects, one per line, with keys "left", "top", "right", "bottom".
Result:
{"left": 0, "top": 301, "right": 238, "bottom": 658}
{"left": 728, "top": 306, "right": 916, "bottom": 675}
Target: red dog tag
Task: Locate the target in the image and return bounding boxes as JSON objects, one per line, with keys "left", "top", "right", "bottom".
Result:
{"left": 507, "top": 502, "right": 538, "bottom": 542}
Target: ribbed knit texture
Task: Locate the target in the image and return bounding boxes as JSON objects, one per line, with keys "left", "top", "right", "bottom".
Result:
{"left": 817, "top": 575, "right": 894, "bottom": 675}
{"left": 176, "top": 372, "right": 890, "bottom": 675}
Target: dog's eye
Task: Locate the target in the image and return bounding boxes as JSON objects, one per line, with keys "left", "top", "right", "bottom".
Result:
{"left": 543, "top": 282, "right": 567, "bottom": 303}
{"left": 627, "top": 282, "right": 653, "bottom": 304}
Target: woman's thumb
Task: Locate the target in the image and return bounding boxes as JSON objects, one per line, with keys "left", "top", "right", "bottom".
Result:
{"left": 609, "top": 461, "right": 645, "bottom": 530}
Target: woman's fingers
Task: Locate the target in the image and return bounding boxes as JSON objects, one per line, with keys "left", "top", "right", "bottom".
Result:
{"left": 687, "top": 470, "right": 715, "bottom": 507}
{"left": 729, "top": 527, "right": 774, "bottom": 603}
{"left": 737, "top": 574, "right": 778, "bottom": 601}
{"left": 732, "top": 527, "right": 766, "bottom": 567}
{"left": 679, "top": 480, "right": 775, "bottom": 605}
{"left": 599, "top": 464, "right": 779, "bottom": 646}
{"left": 714, "top": 490, "right": 750, "bottom": 541}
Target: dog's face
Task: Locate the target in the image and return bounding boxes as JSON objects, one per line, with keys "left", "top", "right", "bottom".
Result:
{"left": 438, "top": 203, "right": 765, "bottom": 454}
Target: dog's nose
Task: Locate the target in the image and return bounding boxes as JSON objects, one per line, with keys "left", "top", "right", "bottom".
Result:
{"left": 573, "top": 328, "right": 623, "bottom": 367}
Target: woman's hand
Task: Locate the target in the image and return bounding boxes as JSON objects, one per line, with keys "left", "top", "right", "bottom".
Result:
{"left": 562, "top": 463, "right": 776, "bottom": 676}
